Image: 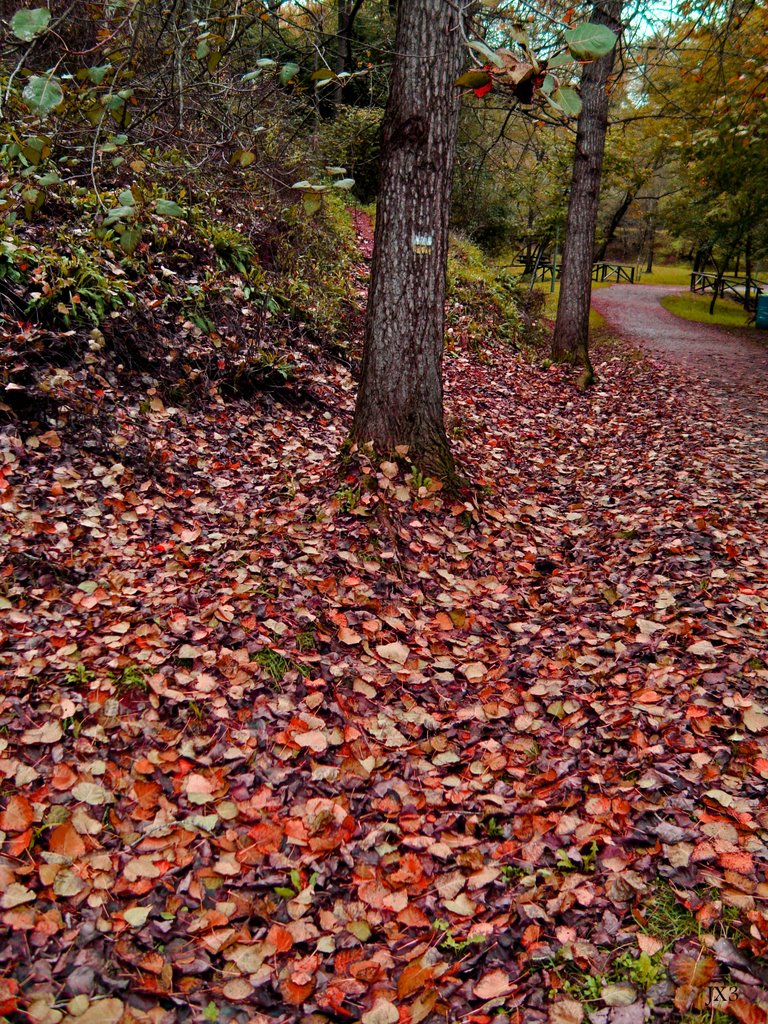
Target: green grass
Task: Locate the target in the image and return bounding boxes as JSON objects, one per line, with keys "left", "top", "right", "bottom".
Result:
{"left": 661, "top": 293, "right": 754, "bottom": 330}
{"left": 533, "top": 281, "right": 606, "bottom": 328}
{"left": 635, "top": 263, "right": 692, "bottom": 287}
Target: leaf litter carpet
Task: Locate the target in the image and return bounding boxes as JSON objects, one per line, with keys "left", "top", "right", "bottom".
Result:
{"left": 1, "top": 306, "right": 768, "bottom": 1023}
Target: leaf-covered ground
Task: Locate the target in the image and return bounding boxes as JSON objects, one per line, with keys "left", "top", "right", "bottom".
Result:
{"left": 1, "top": 227, "right": 768, "bottom": 1024}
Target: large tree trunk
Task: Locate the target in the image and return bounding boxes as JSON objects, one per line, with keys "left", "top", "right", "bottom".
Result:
{"left": 552, "top": 0, "right": 622, "bottom": 384}
{"left": 350, "top": 0, "right": 464, "bottom": 479}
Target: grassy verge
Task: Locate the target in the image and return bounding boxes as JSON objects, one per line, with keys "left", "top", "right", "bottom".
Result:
{"left": 533, "top": 281, "right": 606, "bottom": 329}
{"left": 660, "top": 293, "right": 755, "bottom": 330}
{"left": 635, "top": 264, "right": 692, "bottom": 287}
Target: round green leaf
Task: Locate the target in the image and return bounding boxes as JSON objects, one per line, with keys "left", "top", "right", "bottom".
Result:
{"left": 565, "top": 23, "right": 618, "bottom": 61}
{"left": 255, "top": 58, "right": 276, "bottom": 68}
{"left": 456, "top": 70, "right": 492, "bottom": 89}
{"left": 279, "top": 62, "right": 300, "bottom": 84}
{"left": 11, "top": 7, "right": 51, "bottom": 42}
{"left": 551, "top": 86, "right": 582, "bottom": 117}
{"left": 22, "top": 74, "right": 64, "bottom": 116}
{"left": 155, "top": 198, "right": 184, "bottom": 218}
{"left": 333, "top": 178, "right": 355, "bottom": 190}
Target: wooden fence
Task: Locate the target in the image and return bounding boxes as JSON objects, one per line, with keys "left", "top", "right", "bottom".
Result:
{"left": 592, "top": 262, "right": 635, "bottom": 284}
{"left": 690, "top": 271, "right": 766, "bottom": 311}
{"left": 514, "top": 261, "right": 636, "bottom": 285}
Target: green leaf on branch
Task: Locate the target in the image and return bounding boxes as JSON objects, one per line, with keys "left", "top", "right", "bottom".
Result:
{"left": 155, "top": 198, "right": 185, "bottom": 219}
{"left": 466, "top": 39, "right": 505, "bottom": 69}
{"left": 312, "top": 69, "right": 336, "bottom": 82}
{"left": 333, "top": 178, "right": 355, "bottom": 190}
{"left": 22, "top": 74, "right": 64, "bottom": 116}
{"left": 11, "top": 7, "right": 51, "bottom": 42}
{"left": 551, "top": 86, "right": 582, "bottom": 116}
{"left": 455, "top": 70, "right": 492, "bottom": 89}
{"left": 546, "top": 51, "right": 574, "bottom": 69}
{"left": 103, "top": 205, "right": 136, "bottom": 226}
{"left": 565, "top": 23, "right": 618, "bottom": 61}
{"left": 279, "top": 62, "right": 300, "bottom": 84}
{"left": 255, "top": 58, "right": 277, "bottom": 68}
{"left": 87, "top": 64, "right": 112, "bottom": 84}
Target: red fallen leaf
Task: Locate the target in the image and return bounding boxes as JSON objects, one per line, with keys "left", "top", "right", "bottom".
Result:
{"left": 635, "top": 689, "right": 661, "bottom": 703}
{"left": 358, "top": 879, "right": 408, "bottom": 912}
{"left": 686, "top": 705, "right": 709, "bottom": 719}
{"left": 280, "top": 978, "right": 314, "bottom": 1005}
{"left": 316, "top": 985, "right": 355, "bottom": 1019}
{"left": 0, "top": 978, "right": 19, "bottom": 1015}
{"left": 6, "top": 829, "right": 33, "bottom": 857}
{"left": 267, "top": 924, "right": 294, "bottom": 953}
{"left": 349, "top": 959, "right": 384, "bottom": 983}
{"left": 718, "top": 850, "right": 754, "bottom": 874}
{"left": 397, "top": 905, "right": 431, "bottom": 928}
{"left": 669, "top": 951, "right": 716, "bottom": 988}
{"left": 390, "top": 852, "right": 424, "bottom": 888}
{"left": 0, "top": 795, "right": 35, "bottom": 832}
{"left": 246, "top": 822, "right": 283, "bottom": 853}
{"left": 51, "top": 763, "right": 78, "bottom": 790}
{"left": 48, "top": 821, "right": 86, "bottom": 859}
{"left": 728, "top": 997, "right": 768, "bottom": 1024}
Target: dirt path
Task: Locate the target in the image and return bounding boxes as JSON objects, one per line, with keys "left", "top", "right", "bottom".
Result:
{"left": 591, "top": 283, "right": 768, "bottom": 457}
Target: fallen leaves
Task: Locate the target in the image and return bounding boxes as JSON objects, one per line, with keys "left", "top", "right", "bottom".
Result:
{"left": 473, "top": 968, "right": 514, "bottom": 1000}
{"left": 1, "top": 217, "right": 767, "bottom": 1024}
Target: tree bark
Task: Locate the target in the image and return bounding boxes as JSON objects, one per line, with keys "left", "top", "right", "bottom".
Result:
{"left": 350, "top": 0, "right": 464, "bottom": 480}
{"left": 552, "top": 0, "right": 622, "bottom": 384}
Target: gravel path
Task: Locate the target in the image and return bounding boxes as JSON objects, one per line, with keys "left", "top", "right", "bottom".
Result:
{"left": 591, "top": 284, "right": 768, "bottom": 456}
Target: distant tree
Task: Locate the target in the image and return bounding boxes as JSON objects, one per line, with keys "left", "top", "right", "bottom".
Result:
{"left": 350, "top": 0, "right": 465, "bottom": 480}
{"left": 552, "top": 0, "right": 622, "bottom": 384}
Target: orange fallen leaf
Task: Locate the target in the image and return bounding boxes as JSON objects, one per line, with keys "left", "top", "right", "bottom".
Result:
{"left": 0, "top": 795, "right": 35, "bottom": 833}
{"left": 635, "top": 689, "right": 661, "bottom": 703}
{"left": 398, "top": 959, "right": 435, "bottom": 999}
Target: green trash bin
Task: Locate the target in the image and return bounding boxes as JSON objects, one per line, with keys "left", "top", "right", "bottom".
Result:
{"left": 757, "top": 293, "right": 768, "bottom": 329}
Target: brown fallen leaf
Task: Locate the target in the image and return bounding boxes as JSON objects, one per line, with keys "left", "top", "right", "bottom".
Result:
{"left": 473, "top": 968, "right": 513, "bottom": 1000}
{"left": 548, "top": 998, "right": 584, "bottom": 1024}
